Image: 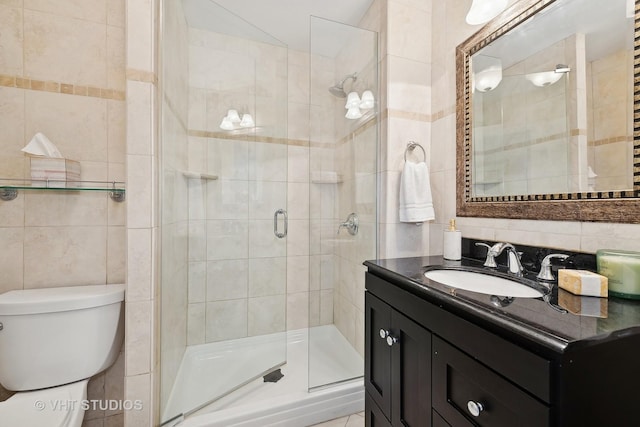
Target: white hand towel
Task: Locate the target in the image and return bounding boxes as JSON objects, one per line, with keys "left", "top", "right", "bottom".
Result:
{"left": 399, "top": 161, "right": 435, "bottom": 223}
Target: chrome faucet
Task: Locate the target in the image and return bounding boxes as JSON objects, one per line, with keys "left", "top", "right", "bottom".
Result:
{"left": 476, "top": 242, "right": 524, "bottom": 276}
{"left": 337, "top": 212, "right": 359, "bottom": 236}
{"left": 475, "top": 242, "right": 497, "bottom": 267}
{"left": 492, "top": 243, "right": 525, "bottom": 276}
{"left": 537, "top": 253, "right": 569, "bottom": 281}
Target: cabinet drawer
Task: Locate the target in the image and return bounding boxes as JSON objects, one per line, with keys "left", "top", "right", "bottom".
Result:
{"left": 432, "top": 336, "right": 549, "bottom": 427}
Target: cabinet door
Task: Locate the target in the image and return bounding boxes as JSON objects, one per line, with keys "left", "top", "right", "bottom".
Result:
{"left": 365, "top": 292, "right": 392, "bottom": 419}
{"left": 390, "top": 309, "right": 432, "bottom": 427}
{"left": 366, "top": 392, "right": 393, "bottom": 427}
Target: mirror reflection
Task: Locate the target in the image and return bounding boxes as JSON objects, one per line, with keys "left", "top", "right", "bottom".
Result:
{"left": 469, "top": 0, "right": 635, "bottom": 198}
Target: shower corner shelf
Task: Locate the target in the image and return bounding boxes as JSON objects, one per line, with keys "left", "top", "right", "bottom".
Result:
{"left": 183, "top": 171, "right": 219, "bottom": 180}
{"left": 310, "top": 171, "right": 343, "bottom": 184}
{"left": 0, "top": 179, "right": 126, "bottom": 202}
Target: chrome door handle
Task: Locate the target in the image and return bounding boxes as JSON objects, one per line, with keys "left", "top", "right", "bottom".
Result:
{"left": 274, "top": 209, "right": 288, "bottom": 238}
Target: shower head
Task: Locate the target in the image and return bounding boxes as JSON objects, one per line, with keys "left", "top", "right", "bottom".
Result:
{"left": 328, "top": 73, "right": 357, "bottom": 98}
{"left": 328, "top": 85, "right": 347, "bottom": 98}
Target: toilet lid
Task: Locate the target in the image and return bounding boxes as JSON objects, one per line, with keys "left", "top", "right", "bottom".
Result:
{"left": 0, "top": 380, "right": 88, "bottom": 427}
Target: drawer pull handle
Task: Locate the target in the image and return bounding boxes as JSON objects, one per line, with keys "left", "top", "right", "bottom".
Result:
{"left": 379, "top": 328, "right": 389, "bottom": 339}
{"left": 467, "top": 400, "right": 484, "bottom": 417}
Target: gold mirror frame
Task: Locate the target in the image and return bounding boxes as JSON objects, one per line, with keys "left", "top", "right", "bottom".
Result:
{"left": 456, "top": 0, "right": 640, "bottom": 223}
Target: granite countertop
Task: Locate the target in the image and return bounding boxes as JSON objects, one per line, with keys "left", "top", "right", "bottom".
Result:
{"left": 364, "top": 255, "right": 640, "bottom": 354}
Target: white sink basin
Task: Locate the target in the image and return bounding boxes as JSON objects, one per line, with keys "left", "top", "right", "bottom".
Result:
{"left": 424, "top": 269, "right": 543, "bottom": 298}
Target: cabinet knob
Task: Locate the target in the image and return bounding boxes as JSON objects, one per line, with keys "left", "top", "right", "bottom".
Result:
{"left": 386, "top": 335, "right": 398, "bottom": 346}
{"left": 379, "top": 328, "right": 389, "bottom": 339}
{"left": 467, "top": 400, "right": 484, "bottom": 417}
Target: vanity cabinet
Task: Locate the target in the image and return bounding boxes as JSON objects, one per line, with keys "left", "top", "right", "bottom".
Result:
{"left": 364, "top": 268, "right": 640, "bottom": 427}
{"left": 365, "top": 292, "right": 431, "bottom": 426}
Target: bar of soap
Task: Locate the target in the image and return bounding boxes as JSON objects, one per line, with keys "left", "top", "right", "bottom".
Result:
{"left": 558, "top": 269, "right": 608, "bottom": 297}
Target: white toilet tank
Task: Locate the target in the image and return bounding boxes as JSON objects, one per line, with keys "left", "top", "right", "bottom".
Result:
{"left": 0, "top": 284, "right": 125, "bottom": 391}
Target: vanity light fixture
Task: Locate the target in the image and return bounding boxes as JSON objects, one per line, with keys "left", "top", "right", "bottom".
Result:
{"left": 219, "top": 109, "right": 255, "bottom": 130}
{"left": 344, "top": 90, "right": 375, "bottom": 119}
{"left": 466, "top": 0, "right": 508, "bottom": 25}
{"left": 525, "top": 71, "right": 563, "bottom": 87}
{"left": 525, "top": 64, "right": 570, "bottom": 87}
{"left": 473, "top": 65, "right": 502, "bottom": 92}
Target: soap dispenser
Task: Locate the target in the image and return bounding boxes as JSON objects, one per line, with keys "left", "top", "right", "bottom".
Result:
{"left": 443, "top": 218, "right": 462, "bottom": 260}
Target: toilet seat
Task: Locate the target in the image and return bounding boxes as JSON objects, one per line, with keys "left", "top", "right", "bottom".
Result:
{"left": 0, "top": 379, "right": 88, "bottom": 427}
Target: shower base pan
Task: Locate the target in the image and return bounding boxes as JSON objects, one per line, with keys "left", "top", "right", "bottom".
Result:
{"left": 164, "top": 325, "right": 364, "bottom": 427}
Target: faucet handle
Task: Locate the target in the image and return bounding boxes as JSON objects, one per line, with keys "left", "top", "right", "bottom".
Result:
{"left": 475, "top": 242, "right": 497, "bottom": 268}
{"left": 537, "top": 253, "right": 569, "bottom": 281}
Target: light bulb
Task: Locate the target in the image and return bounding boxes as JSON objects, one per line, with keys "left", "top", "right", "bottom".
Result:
{"left": 226, "top": 109, "right": 241, "bottom": 123}
{"left": 219, "top": 117, "right": 235, "bottom": 130}
{"left": 345, "top": 91, "right": 361, "bottom": 109}
{"left": 525, "top": 71, "right": 563, "bottom": 87}
{"left": 359, "top": 90, "right": 375, "bottom": 109}
{"left": 345, "top": 107, "right": 363, "bottom": 120}
{"left": 240, "top": 113, "right": 254, "bottom": 128}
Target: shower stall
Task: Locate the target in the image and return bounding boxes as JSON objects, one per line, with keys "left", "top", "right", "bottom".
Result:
{"left": 159, "top": 0, "right": 378, "bottom": 425}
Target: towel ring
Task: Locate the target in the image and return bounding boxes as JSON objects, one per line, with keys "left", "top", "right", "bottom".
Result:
{"left": 404, "top": 141, "right": 426, "bottom": 163}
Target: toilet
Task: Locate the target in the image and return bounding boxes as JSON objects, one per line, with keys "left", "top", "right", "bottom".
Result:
{"left": 0, "top": 284, "right": 125, "bottom": 427}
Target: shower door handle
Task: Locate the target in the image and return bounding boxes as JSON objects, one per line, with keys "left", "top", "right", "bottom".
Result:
{"left": 274, "top": 209, "right": 288, "bottom": 238}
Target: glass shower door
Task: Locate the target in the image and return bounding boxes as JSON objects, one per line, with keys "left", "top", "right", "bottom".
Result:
{"left": 160, "top": 0, "right": 288, "bottom": 422}
{"left": 308, "top": 16, "right": 378, "bottom": 390}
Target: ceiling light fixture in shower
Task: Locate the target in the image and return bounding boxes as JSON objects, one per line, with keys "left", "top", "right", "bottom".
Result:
{"left": 466, "top": 0, "right": 508, "bottom": 25}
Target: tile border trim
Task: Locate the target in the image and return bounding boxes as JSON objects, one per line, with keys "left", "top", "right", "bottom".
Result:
{"left": 0, "top": 74, "right": 125, "bottom": 100}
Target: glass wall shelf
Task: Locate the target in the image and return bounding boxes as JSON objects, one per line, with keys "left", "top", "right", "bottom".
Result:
{"left": 0, "top": 179, "right": 126, "bottom": 202}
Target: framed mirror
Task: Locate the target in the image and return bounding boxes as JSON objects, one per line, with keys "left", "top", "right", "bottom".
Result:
{"left": 456, "top": 0, "right": 640, "bottom": 223}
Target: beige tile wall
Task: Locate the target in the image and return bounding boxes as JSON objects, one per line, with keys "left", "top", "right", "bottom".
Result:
{"left": 0, "top": 0, "right": 126, "bottom": 425}
{"left": 379, "top": 0, "right": 433, "bottom": 260}
{"left": 590, "top": 49, "right": 634, "bottom": 191}
{"left": 125, "top": 0, "right": 158, "bottom": 424}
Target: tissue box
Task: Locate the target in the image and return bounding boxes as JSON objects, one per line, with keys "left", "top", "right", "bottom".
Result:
{"left": 558, "top": 269, "right": 608, "bottom": 297}
{"left": 30, "top": 158, "right": 81, "bottom": 188}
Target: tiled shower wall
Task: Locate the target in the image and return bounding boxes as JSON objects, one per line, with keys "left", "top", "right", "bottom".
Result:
{"left": 0, "top": 0, "right": 126, "bottom": 425}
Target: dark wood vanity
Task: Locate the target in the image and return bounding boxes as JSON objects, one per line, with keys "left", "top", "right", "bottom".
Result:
{"left": 364, "top": 256, "right": 640, "bottom": 427}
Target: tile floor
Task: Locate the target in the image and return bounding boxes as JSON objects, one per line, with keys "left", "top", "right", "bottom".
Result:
{"left": 309, "top": 412, "right": 364, "bottom": 427}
